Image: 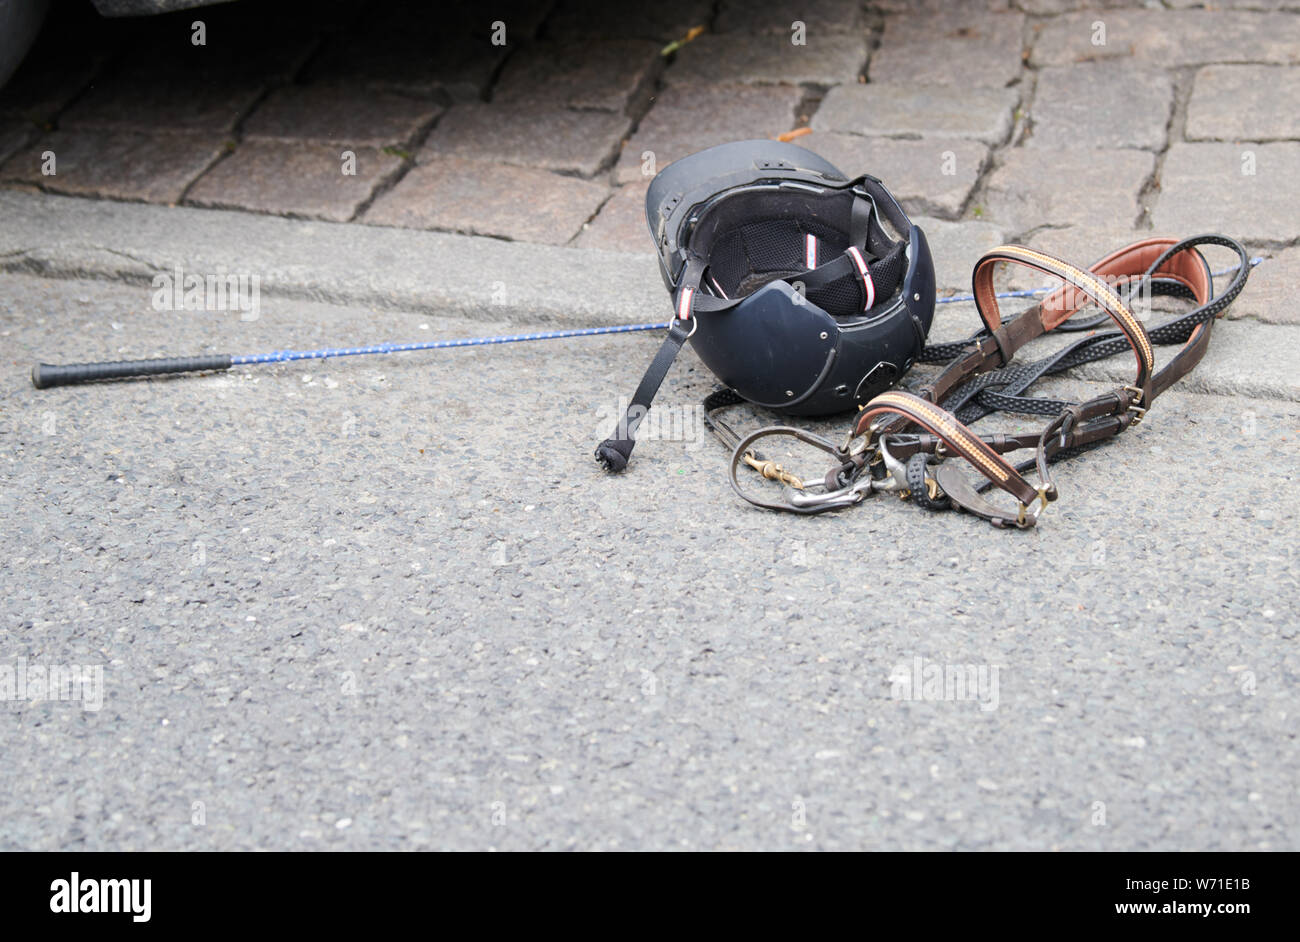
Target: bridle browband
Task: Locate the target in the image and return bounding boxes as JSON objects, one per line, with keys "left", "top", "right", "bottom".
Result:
{"left": 720, "top": 234, "right": 1250, "bottom": 528}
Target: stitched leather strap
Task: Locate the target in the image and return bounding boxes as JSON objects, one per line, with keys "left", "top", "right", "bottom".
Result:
{"left": 852, "top": 237, "right": 1244, "bottom": 526}
{"left": 876, "top": 238, "right": 1210, "bottom": 442}
{"left": 719, "top": 233, "right": 1250, "bottom": 527}
{"left": 855, "top": 390, "right": 1040, "bottom": 508}
{"left": 972, "top": 245, "right": 1156, "bottom": 404}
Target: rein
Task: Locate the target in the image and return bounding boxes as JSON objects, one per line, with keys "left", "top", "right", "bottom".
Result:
{"left": 718, "top": 235, "right": 1252, "bottom": 528}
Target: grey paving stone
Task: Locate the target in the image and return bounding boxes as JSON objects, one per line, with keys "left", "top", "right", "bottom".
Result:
{"left": 186, "top": 141, "right": 404, "bottom": 223}
{"left": 1016, "top": 0, "right": 1167, "bottom": 11}
{"left": 4, "top": 189, "right": 1295, "bottom": 400}
{"left": 614, "top": 84, "right": 803, "bottom": 184}
{"left": 879, "top": 0, "right": 1012, "bottom": 10}
{"left": 492, "top": 39, "right": 664, "bottom": 114}
{"left": 310, "top": 39, "right": 502, "bottom": 102}
{"left": 1009, "top": 0, "right": 1078, "bottom": 13}
{"left": 364, "top": 159, "right": 611, "bottom": 246}
{"left": 308, "top": 4, "right": 544, "bottom": 101}
{"left": 60, "top": 74, "right": 267, "bottom": 136}
{"left": 332, "top": 0, "right": 550, "bottom": 45}
{"left": 811, "top": 83, "right": 1019, "bottom": 145}
{"left": 1005, "top": 226, "right": 1267, "bottom": 317}
{"left": 0, "top": 46, "right": 103, "bottom": 124}
{"left": 0, "top": 189, "right": 666, "bottom": 326}
{"left": 715, "top": 0, "right": 869, "bottom": 35}
{"left": 261, "top": 0, "right": 366, "bottom": 32}
{"left": 576, "top": 182, "right": 654, "bottom": 253}
{"left": 244, "top": 86, "right": 442, "bottom": 149}
{"left": 1006, "top": 225, "right": 1154, "bottom": 291}
{"left": 872, "top": 10, "right": 1026, "bottom": 89}
{"left": 1065, "top": 319, "right": 1300, "bottom": 401}
{"left": 120, "top": 15, "right": 319, "bottom": 84}
{"left": 420, "top": 105, "right": 631, "bottom": 178}
{"left": 1151, "top": 142, "right": 1300, "bottom": 245}
{"left": 667, "top": 31, "right": 868, "bottom": 86}
{"left": 980, "top": 147, "right": 1154, "bottom": 235}
{"left": 1186, "top": 65, "right": 1300, "bottom": 142}
{"left": 1021, "top": 226, "right": 1157, "bottom": 268}
{"left": 912, "top": 217, "right": 1011, "bottom": 296}
{"left": 1223, "top": 247, "right": 1300, "bottom": 325}
{"left": 1165, "top": 0, "right": 1300, "bottom": 8}
{"left": 1029, "top": 10, "right": 1300, "bottom": 68}
{"left": 0, "top": 121, "right": 33, "bottom": 166}
{"left": 0, "top": 130, "right": 225, "bottom": 204}
{"left": 546, "top": 0, "right": 715, "bottom": 41}
{"left": 1029, "top": 62, "right": 1172, "bottom": 151}
{"left": 798, "top": 133, "right": 989, "bottom": 219}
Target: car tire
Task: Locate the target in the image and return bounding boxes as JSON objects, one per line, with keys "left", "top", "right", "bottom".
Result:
{"left": 0, "top": 0, "right": 51, "bottom": 91}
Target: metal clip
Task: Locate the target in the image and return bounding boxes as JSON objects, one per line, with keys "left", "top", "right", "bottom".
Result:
{"left": 1016, "top": 486, "right": 1053, "bottom": 528}
{"left": 874, "top": 437, "right": 910, "bottom": 493}
{"left": 785, "top": 436, "right": 910, "bottom": 510}
{"left": 786, "top": 472, "right": 877, "bottom": 510}
{"left": 729, "top": 426, "right": 860, "bottom": 514}
{"left": 742, "top": 453, "right": 804, "bottom": 489}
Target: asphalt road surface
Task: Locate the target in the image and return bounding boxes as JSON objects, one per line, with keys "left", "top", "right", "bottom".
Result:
{"left": 2, "top": 271, "right": 1296, "bottom": 850}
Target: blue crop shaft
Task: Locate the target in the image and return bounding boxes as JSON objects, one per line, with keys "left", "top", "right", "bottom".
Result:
{"left": 229, "top": 258, "right": 1261, "bottom": 366}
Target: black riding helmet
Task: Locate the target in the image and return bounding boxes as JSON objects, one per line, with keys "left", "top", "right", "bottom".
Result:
{"left": 597, "top": 139, "right": 936, "bottom": 472}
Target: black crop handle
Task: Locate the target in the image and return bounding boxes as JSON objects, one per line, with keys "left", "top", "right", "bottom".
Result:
{"left": 31, "top": 354, "right": 234, "bottom": 389}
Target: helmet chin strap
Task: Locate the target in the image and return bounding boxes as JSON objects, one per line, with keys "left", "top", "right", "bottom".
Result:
{"left": 594, "top": 316, "right": 695, "bottom": 473}
{"left": 595, "top": 260, "right": 704, "bottom": 473}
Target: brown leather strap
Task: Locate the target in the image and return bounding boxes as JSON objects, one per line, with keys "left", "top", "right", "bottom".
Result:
{"left": 855, "top": 390, "right": 1040, "bottom": 507}
{"left": 725, "top": 234, "right": 1248, "bottom": 526}
{"left": 1074, "top": 237, "right": 1217, "bottom": 406}
{"left": 873, "top": 240, "right": 1201, "bottom": 436}
{"left": 865, "top": 241, "right": 1170, "bottom": 448}
{"left": 972, "top": 244, "right": 1157, "bottom": 405}
{"left": 855, "top": 238, "right": 1228, "bottom": 527}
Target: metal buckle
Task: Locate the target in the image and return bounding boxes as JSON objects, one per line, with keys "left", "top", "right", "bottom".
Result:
{"left": 1121, "top": 384, "right": 1146, "bottom": 426}
{"left": 1015, "top": 486, "right": 1053, "bottom": 528}
{"left": 786, "top": 436, "right": 910, "bottom": 510}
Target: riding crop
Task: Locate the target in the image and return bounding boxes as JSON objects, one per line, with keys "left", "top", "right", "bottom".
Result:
{"left": 28, "top": 266, "right": 1257, "bottom": 391}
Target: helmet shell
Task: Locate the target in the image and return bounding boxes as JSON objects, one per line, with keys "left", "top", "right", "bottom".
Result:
{"left": 645, "top": 141, "right": 936, "bottom": 415}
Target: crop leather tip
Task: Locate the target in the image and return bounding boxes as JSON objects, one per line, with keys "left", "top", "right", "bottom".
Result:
{"left": 595, "top": 441, "right": 629, "bottom": 472}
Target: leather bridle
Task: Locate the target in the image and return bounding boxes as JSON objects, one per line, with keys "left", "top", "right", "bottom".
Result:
{"left": 719, "top": 234, "right": 1251, "bottom": 528}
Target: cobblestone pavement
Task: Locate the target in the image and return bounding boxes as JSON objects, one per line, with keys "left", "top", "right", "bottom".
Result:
{"left": 1, "top": 0, "right": 1298, "bottom": 272}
